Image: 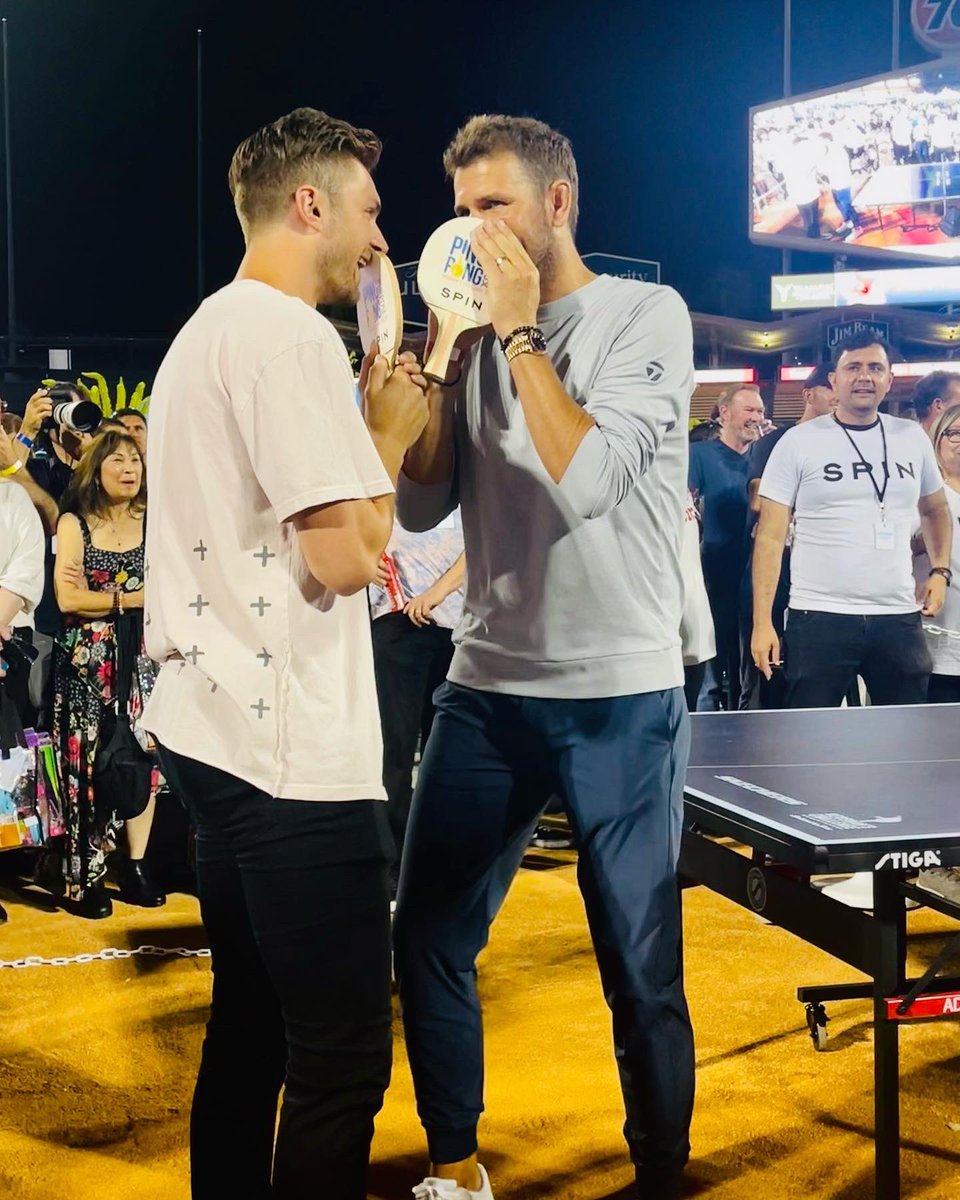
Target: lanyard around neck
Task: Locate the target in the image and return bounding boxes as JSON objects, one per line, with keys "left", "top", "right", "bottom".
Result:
{"left": 833, "top": 414, "right": 889, "bottom": 509}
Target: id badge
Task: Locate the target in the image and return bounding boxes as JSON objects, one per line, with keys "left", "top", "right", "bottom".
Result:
{"left": 874, "top": 521, "right": 895, "bottom": 551}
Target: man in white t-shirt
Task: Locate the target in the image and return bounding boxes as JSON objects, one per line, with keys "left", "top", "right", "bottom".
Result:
{"left": 142, "top": 108, "right": 428, "bottom": 1200}
{"left": 751, "top": 332, "right": 953, "bottom": 708}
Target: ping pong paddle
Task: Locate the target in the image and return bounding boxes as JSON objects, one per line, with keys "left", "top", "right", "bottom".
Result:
{"left": 357, "top": 251, "right": 403, "bottom": 368}
{"left": 417, "top": 216, "right": 490, "bottom": 381}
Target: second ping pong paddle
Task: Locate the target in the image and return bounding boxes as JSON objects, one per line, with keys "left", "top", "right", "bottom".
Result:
{"left": 417, "top": 216, "right": 490, "bottom": 382}
{"left": 357, "top": 251, "right": 404, "bottom": 368}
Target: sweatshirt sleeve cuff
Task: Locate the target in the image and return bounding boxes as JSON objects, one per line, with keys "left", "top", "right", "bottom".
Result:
{"left": 396, "top": 471, "right": 457, "bottom": 532}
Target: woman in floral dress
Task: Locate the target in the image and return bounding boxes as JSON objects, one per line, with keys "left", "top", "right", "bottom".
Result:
{"left": 49, "top": 429, "right": 163, "bottom": 919}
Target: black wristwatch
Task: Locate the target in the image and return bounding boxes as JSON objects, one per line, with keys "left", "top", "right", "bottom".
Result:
{"left": 929, "top": 566, "right": 953, "bottom": 587}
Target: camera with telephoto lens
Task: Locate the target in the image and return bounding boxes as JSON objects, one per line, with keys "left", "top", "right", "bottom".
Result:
{"left": 43, "top": 383, "right": 103, "bottom": 435}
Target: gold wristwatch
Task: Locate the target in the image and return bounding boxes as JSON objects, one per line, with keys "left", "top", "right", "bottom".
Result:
{"left": 503, "top": 325, "right": 547, "bottom": 363}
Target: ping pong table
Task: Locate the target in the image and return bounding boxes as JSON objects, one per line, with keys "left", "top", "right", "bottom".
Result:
{"left": 679, "top": 704, "right": 960, "bottom": 1200}
{"left": 854, "top": 161, "right": 960, "bottom": 236}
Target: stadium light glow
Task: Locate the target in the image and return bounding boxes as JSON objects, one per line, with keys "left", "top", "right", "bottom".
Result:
{"left": 694, "top": 369, "right": 758, "bottom": 385}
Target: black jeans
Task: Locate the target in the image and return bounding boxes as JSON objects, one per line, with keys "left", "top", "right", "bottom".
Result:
{"left": 705, "top": 600, "right": 744, "bottom": 710}
{"left": 372, "top": 613, "right": 455, "bottom": 890}
{"left": 928, "top": 673, "right": 960, "bottom": 703}
{"left": 783, "top": 610, "right": 932, "bottom": 709}
{"left": 158, "top": 749, "right": 393, "bottom": 1200}
{"left": 683, "top": 662, "right": 706, "bottom": 713}
{"left": 738, "top": 574, "right": 789, "bottom": 712}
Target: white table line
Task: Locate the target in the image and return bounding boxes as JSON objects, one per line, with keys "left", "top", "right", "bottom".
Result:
{"left": 692, "top": 759, "right": 960, "bottom": 769}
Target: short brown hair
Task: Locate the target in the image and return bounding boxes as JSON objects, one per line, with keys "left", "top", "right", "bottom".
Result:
{"left": 716, "top": 383, "right": 761, "bottom": 413}
{"left": 443, "top": 114, "right": 580, "bottom": 235}
{"left": 228, "top": 107, "right": 381, "bottom": 234}
{"left": 61, "top": 430, "right": 146, "bottom": 521}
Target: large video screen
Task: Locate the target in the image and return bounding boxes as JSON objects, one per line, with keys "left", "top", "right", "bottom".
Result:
{"left": 750, "top": 61, "right": 960, "bottom": 264}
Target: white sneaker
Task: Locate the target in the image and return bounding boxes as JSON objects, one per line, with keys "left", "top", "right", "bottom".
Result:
{"left": 917, "top": 867, "right": 960, "bottom": 907}
{"left": 821, "top": 872, "right": 919, "bottom": 910}
{"left": 412, "top": 1164, "right": 494, "bottom": 1200}
{"left": 821, "top": 872, "right": 875, "bottom": 909}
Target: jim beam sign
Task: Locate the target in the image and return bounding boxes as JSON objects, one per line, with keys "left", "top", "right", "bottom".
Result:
{"left": 826, "top": 318, "right": 891, "bottom": 351}
{"left": 911, "top": 1, "right": 960, "bottom": 53}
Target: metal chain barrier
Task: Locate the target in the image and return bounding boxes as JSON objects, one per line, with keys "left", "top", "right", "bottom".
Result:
{"left": 8, "top": 635, "right": 960, "bottom": 969}
{"left": 0, "top": 944, "right": 211, "bottom": 970}
{"left": 926, "top": 625, "right": 960, "bottom": 641}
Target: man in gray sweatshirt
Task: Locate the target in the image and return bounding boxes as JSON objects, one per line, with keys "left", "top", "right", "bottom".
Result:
{"left": 394, "top": 115, "right": 695, "bottom": 1200}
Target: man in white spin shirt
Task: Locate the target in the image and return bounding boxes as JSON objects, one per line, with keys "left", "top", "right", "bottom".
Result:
{"left": 751, "top": 330, "right": 953, "bottom": 708}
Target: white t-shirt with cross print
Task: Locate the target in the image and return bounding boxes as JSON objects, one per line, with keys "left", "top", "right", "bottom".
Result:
{"left": 142, "top": 279, "right": 393, "bottom": 801}
{"left": 758, "top": 412, "right": 943, "bottom": 615}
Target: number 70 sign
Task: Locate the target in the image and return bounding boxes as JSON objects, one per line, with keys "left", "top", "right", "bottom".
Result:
{"left": 912, "top": 0, "right": 960, "bottom": 51}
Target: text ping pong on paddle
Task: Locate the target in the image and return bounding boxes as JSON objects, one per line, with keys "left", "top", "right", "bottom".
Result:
{"left": 418, "top": 216, "right": 489, "bottom": 381}
{"left": 442, "top": 232, "right": 488, "bottom": 298}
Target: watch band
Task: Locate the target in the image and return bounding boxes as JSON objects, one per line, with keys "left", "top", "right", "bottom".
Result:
{"left": 929, "top": 566, "right": 953, "bottom": 586}
{"left": 500, "top": 325, "right": 537, "bottom": 354}
{"left": 505, "top": 334, "right": 545, "bottom": 364}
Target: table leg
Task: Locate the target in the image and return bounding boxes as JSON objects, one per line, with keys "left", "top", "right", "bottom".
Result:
{"left": 873, "top": 871, "right": 906, "bottom": 1200}
{"left": 874, "top": 994, "right": 900, "bottom": 1200}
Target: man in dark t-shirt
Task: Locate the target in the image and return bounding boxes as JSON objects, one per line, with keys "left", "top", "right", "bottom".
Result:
{"left": 738, "top": 363, "right": 835, "bottom": 708}
{"left": 689, "top": 383, "right": 766, "bottom": 709}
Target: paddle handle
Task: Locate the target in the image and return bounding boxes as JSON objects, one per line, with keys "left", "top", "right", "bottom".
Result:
{"left": 423, "top": 314, "right": 469, "bottom": 382}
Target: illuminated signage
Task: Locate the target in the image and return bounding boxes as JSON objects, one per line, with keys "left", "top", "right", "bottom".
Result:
{"left": 771, "top": 264, "right": 960, "bottom": 310}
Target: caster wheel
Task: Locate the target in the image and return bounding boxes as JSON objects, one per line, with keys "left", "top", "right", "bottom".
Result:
{"left": 805, "top": 1002, "right": 829, "bottom": 1051}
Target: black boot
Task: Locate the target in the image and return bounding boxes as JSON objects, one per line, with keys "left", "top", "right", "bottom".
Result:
{"left": 72, "top": 884, "right": 113, "bottom": 920}
{"left": 635, "top": 1163, "right": 689, "bottom": 1200}
{"left": 118, "top": 858, "right": 166, "bottom": 908}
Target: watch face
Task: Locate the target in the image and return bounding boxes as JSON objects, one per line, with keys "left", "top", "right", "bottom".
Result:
{"left": 529, "top": 328, "right": 547, "bottom": 352}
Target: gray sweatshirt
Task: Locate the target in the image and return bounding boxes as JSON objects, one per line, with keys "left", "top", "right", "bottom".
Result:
{"left": 397, "top": 274, "right": 693, "bottom": 699}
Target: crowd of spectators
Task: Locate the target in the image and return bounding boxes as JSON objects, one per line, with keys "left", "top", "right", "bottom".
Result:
{"left": 3, "top": 338, "right": 960, "bottom": 924}
{"left": 688, "top": 334, "right": 960, "bottom": 902}
{"left": 753, "top": 87, "right": 960, "bottom": 242}
{"left": 0, "top": 387, "right": 160, "bottom": 923}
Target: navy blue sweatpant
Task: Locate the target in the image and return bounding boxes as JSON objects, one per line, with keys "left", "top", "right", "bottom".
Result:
{"left": 393, "top": 681, "right": 695, "bottom": 1175}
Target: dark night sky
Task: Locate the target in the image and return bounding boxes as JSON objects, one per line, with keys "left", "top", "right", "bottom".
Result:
{"left": 0, "top": 0, "right": 936, "bottom": 348}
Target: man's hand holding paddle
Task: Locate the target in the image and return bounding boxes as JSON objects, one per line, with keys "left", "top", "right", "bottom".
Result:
{"left": 470, "top": 218, "right": 540, "bottom": 340}
{"left": 363, "top": 348, "right": 430, "bottom": 482}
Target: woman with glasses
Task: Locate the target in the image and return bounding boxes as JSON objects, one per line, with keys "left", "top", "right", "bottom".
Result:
{"left": 914, "top": 403, "right": 960, "bottom": 906}
{"left": 916, "top": 404, "right": 960, "bottom": 704}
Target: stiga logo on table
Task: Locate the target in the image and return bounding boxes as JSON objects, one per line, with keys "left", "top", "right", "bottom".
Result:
{"left": 874, "top": 849, "right": 942, "bottom": 871}
{"left": 443, "top": 235, "right": 487, "bottom": 289}
{"left": 911, "top": 0, "right": 960, "bottom": 53}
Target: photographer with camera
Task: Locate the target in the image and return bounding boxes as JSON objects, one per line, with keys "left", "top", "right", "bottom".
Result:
{"left": 14, "top": 385, "right": 103, "bottom": 723}
{"left": 21, "top": 384, "right": 102, "bottom": 505}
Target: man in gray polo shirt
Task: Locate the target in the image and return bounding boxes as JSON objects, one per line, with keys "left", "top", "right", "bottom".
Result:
{"left": 394, "top": 115, "right": 694, "bottom": 1200}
